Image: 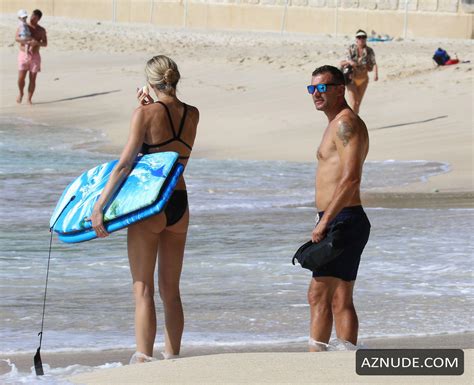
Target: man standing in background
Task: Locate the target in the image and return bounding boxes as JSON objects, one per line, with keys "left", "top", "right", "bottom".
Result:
{"left": 16, "top": 9, "right": 47, "bottom": 104}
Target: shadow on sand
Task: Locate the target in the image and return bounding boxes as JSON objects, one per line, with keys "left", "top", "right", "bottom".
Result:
{"left": 371, "top": 115, "right": 448, "bottom": 131}
{"left": 34, "top": 90, "right": 121, "bottom": 105}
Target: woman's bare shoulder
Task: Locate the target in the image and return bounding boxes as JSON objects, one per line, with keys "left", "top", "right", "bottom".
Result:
{"left": 185, "top": 103, "right": 199, "bottom": 113}
{"left": 132, "top": 102, "right": 164, "bottom": 125}
{"left": 185, "top": 103, "right": 200, "bottom": 122}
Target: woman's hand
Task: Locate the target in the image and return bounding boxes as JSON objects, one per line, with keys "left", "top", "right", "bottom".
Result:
{"left": 86, "top": 206, "right": 109, "bottom": 238}
{"left": 137, "top": 86, "right": 154, "bottom": 106}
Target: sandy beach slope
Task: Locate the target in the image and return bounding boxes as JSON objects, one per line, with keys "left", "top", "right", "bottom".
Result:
{"left": 1, "top": 16, "right": 472, "bottom": 194}
{"left": 2, "top": 333, "right": 473, "bottom": 377}
{"left": 68, "top": 350, "right": 473, "bottom": 385}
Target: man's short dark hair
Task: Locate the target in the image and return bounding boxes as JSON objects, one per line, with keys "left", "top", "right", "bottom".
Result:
{"left": 32, "top": 9, "right": 43, "bottom": 19}
{"left": 312, "top": 65, "right": 345, "bottom": 85}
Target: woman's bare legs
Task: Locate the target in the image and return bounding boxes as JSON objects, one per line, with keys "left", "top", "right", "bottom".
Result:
{"left": 127, "top": 207, "right": 188, "bottom": 359}
{"left": 346, "top": 77, "right": 369, "bottom": 114}
{"left": 158, "top": 209, "right": 189, "bottom": 357}
{"left": 127, "top": 214, "right": 166, "bottom": 357}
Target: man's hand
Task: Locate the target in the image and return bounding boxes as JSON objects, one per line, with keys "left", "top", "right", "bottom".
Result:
{"left": 311, "top": 220, "right": 328, "bottom": 243}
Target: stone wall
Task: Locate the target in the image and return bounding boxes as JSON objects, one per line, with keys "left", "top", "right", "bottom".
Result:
{"left": 2, "top": 0, "right": 473, "bottom": 38}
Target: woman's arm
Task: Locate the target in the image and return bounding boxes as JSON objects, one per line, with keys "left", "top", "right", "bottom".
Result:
{"left": 345, "top": 45, "right": 357, "bottom": 67}
{"left": 366, "top": 47, "right": 377, "bottom": 80}
{"left": 89, "top": 107, "right": 147, "bottom": 237}
{"left": 340, "top": 59, "right": 352, "bottom": 68}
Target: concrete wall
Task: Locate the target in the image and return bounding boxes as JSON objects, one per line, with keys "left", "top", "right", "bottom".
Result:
{"left": 1, "top": 0, "right": 473, "bottom": 38}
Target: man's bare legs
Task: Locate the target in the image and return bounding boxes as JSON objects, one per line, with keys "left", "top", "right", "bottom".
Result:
{"left": 308, "top": 276, "right": 358, "bottom": 351}
{"left": 332, "top": 280, "right": 358, "bottom": 344}
{"left": 17, "top": 70, "right": 28, "bottom": 103}
{"left": 17, "top": 70, "right": 38, "bottom": 104}
{"left": 27, "top": 71, "right": 38, "bottom": 104}
{"left": 308, "top": 277, "right": 338, "bottom": 351}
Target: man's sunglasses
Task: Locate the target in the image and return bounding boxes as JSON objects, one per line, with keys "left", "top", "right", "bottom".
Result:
{"left": 307, "top": 83, "right": 342, "bottom": 94}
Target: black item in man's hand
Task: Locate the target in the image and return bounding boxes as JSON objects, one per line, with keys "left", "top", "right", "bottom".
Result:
{"left": 292, "top": 222, "right": 347, "bottom": 271}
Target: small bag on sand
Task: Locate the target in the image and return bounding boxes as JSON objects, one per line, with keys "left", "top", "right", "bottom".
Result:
{"left": 433, "top": 48, "right": 451, "bottom": 66}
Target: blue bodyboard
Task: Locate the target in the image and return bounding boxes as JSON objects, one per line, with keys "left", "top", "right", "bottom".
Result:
{"left": 50, "top": 152, "right": 184, "bottom": 243}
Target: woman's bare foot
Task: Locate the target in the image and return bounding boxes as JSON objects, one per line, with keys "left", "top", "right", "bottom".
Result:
{"left": 16, "top": 94, "right": 23, "bottom": 104}
{"left": 161, "top": 351, "right": 179, "bottom": 360}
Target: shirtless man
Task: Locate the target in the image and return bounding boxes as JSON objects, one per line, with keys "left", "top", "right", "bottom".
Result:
{"left": 306, "top": 65, "right": 371, "bottom": 351}
{"left": 15, "top": 9, "right": 47, "bottom": 104}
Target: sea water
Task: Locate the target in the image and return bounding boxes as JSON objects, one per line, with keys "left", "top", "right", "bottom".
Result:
{"left": 0, "top": 117, "right": 472, "bottom": 381}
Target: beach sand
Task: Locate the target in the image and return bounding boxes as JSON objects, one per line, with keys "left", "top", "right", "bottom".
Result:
{"left": 1, "top": 332, "right": 472, "bottom": 374}
{"left": 68, "top": 350, "right": 474, "bottom": 385}
{"left": 1, "top": 14, "right": 473, "bottom": 385}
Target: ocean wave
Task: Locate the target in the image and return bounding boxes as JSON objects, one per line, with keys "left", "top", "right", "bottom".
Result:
{"left": 2, "top": 330, "right": 473, "bottom": 357}
{"left": 0, "top": 359, "right": 122, "bottom": 385}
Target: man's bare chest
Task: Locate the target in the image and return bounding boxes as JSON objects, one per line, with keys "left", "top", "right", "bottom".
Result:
{"left": 317, "top": 129, "right": 337, "bottom": 162}
{"left": 29, "top": 26, "right": 43, "bottom": 40}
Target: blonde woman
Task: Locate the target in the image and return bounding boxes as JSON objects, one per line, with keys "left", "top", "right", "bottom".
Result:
{"left": 89, "top": 55, "right": 199, "bottom": 363}
{"left": 340, "top": 30, "right": 378, "bottom": 114}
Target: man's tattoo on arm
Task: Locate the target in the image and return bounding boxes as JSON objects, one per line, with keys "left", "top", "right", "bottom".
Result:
{"left": 337, "top": 121, "right": 356, "bottom": 146}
